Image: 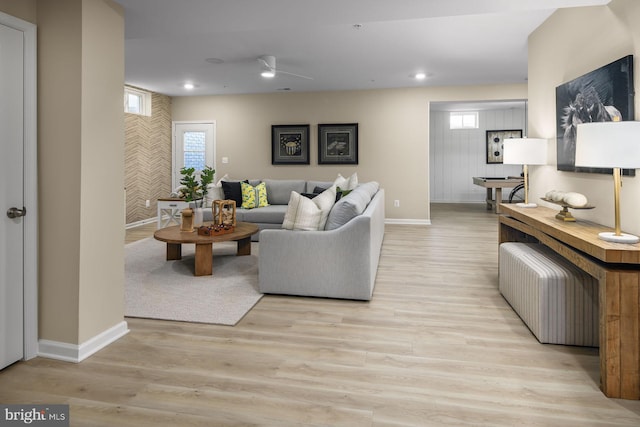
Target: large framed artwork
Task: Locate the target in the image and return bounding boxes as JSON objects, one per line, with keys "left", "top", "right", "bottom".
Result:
{"left": 318, "top": 123, "right": 358, "bottom": 165}
{"left": 271, "top": 124, "right": 310, "bottom": 165}
{"left": 556, "top": 55, "right": 635, "bottom": 175}
{"left": 486, "top": 129, "right": 522, "bottom": 164}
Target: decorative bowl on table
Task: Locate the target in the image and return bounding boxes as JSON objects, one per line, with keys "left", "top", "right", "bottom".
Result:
{"left": 540, "top": 197, "right": 595, "bottom": 222}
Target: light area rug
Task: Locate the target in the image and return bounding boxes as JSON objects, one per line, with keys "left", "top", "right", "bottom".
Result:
{"left": 125, "top": 237, "right": 262, "bottom": 325}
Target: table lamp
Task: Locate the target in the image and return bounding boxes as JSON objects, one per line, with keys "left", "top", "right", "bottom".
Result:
{"left": 503, "top": 138, "right": 548, "bottom": 208}
{"left": 575, "top": 121, "right": 640, "bottom": 244}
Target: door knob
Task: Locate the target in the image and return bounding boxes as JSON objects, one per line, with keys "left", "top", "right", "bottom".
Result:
{"left": 6, "top": 207, "right": 26, "bottom": 218}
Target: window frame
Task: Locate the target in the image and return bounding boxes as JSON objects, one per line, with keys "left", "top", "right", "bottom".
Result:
{"left": 124, "top": 87, "right": 151, "bottom": 116}
{"left": 449, "top": 111, "right": 479, "bottom": 130}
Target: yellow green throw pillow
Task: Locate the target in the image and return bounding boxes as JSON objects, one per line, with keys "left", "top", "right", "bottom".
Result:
{"left": 241, "top": 181, "right": 269, "bottom": 209}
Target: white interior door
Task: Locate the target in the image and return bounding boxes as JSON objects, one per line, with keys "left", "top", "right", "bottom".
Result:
{"left": 1, "top": 22, "right": 25, "bottom": 370}
{"left": 172, "top": 122, "right": 215, "bottom": 189}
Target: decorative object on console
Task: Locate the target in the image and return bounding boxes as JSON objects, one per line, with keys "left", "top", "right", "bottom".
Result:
{"left": 213, "top": 199, "right": 237, "bottom": 228}
{"left": 542, "top": 190, "right": 594, "bottom": 222}
{"left": 486, "top": 129, "right": 522, "bottom": 164}
{"left": 556, "top": 55, "right": 635, "bottom": 174}
{"left": 318, "top": 123, "right": 358, "bottom": 164}
{"left": 271, "top": 124, "right": 310, "bottom": 165}
{"left": 575, "top": 121, "right": 640, "bottom": 243}
{"left": 180, "top": 207, "right": 194, "bottom": 231}
{"left": 502, "top": 137, "right": 548, "bottom": 208}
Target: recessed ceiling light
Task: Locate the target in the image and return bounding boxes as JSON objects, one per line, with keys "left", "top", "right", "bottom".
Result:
{"left": 414, "top": 73, "right": 427, "bottom": 80}
{"left": 184, "top": 83, "right": 195, "bottom": 89}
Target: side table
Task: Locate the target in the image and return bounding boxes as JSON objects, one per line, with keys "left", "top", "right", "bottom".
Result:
{"left": 157, "top": 198, "right": 189, "bottom": 229}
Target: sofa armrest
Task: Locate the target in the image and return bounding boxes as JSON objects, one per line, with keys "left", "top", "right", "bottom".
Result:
{"left": 258, "top": 190, "right": 384, "bottom": 300}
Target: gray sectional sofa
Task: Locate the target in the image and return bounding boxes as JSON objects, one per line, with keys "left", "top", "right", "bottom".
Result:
{"left": 203, "top": 179, "right": 337, "bottom": 240}
{"left": 203, "top": 178, "right": 385, "bottom": 300}
{"left": 259, "top": 184, "right": 384, "bottom": 300}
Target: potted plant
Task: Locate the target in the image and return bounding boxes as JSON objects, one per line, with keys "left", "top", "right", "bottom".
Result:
{"left": 177, "top": 166, "right": 215, "bottom": 204}
{"left": 177, "top": 166, "right": 215, "bottom": 228}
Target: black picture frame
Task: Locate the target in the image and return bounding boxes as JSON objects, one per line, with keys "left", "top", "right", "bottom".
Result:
{"left": 555, "top": 55, "right": 635, "bottom": 175}
{"left": 486, "top": 129, "right": 522, "bottom": 164}
{"left": 271, "top": 124, "right": 310, "bottom": 165}
{"left": 318, "top": 123, "right": 358, "bottom": 165}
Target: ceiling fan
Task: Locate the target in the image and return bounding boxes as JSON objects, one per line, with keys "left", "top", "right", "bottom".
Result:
{"left": 257, "top": 55, "right": 313, "bottom": 80}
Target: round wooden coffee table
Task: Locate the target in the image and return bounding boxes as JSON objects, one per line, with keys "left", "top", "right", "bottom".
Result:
{"left": 153, "top": 221, "right": 259, "bottom": 276}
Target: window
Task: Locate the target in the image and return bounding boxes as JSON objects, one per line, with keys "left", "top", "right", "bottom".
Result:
{"left": 183, "top": 131, "right": 206, "bottom": 170}
{"left": 124, "top": 87, "right": 151, "bottom": 116}
{"left": 450, "top": 111, "right": 478, "bottom": 129}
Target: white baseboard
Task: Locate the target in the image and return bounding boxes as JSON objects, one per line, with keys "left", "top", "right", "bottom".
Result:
{"left": 38, "top": 321, "right": 129, "bottom": 363}
{"left": 125, "top": 217, "right": 157, "bottom": 229}
{"left": 385, "top": 218, "right": 431, "bottom": 225}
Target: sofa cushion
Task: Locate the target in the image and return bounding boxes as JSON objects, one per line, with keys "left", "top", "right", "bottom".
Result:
{"left": 204, "top": 173, "right": 228, "bottom": 207}
{"left": 305, "top": 180, "right": 333, "bottom": 193}
{"left": 264, "top": 179, "right": 306, "bottom": 205}
{"left": 241, "top": 181, "right": 269, "bottom": 209}
{"left": 325, "top": 182, "right": 379, "bottom": 230}
{"left": 221, "top": 180, "right": 244, "bottom": 205}
{"left": 282, "top": 185, "right": 337, "bottom": 231}
{"left": 333, "top": 172, "right": 358, "bottom": 190}
{"left": 240, "top": 204, "right": 288, "bottom": 224}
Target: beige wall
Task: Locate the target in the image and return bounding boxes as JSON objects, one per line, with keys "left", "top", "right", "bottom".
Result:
{"left": 528, "top": 0, "right": 640, "bottom": 235}
{"left": 78, "top": 0, "right": 124, "bottom": 343}
{"left": 37, "top": 0, "right": 83, "bottom": 344}
{"left": 36, "top": 0, "right": 125, "bottom": 345}
{"left": 171, "top": 83, "right": 526, "bottom": 221}
{"left": 0, "top": 0, "right": 36, "bottom": 23}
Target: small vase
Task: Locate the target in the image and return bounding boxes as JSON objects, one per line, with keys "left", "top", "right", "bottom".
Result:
{"left": 193, "top": 207, "right": 204, "bottom": 227}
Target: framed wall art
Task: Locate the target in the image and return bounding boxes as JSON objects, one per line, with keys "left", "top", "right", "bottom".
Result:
{"left": 318, "top": 123, "right": 358, "bottom": 165}
{"left": 486, "top": 129, "right": 522, "bottom": 164}
{"left": 271, "top": 124, "right": 310, "bottom": 165}
{"left": 556, "top": 55, "right": 635, "bottom": 175}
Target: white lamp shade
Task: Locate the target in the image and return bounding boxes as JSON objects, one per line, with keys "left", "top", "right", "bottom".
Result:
{"left": 503, "top": 138, "right": 548, "bottom": 165}
{"left": 575, "top": 121, "right": 640, "bottom": 168}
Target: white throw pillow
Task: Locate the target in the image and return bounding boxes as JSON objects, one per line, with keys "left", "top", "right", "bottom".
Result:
{"left": 333, "top": 172, "right": 358, "bottom": 191}
{"left": 282, "top": 185, "right": 337, "bottom": 231}
{"left": 204, "top": 173, "right": 229, "bottom": 207}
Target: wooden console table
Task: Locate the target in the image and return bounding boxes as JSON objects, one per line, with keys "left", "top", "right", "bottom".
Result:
{"left": 472, "top": 177, "right": 523, "bottom": 213}
{"left": 499, "top": 203, "right": 640, "bottom": 400}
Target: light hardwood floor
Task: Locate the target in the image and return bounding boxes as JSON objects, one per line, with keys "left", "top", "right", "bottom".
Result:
{"left": 2, "top": 203, "right": 640, "bottom": 426}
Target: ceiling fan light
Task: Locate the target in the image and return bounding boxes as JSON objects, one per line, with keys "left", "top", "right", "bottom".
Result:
{"left": 415, "top": 73, "right": 427, "bottom": 80}
{"left": 261, "top": 69, "right": 275, "bottom": 78}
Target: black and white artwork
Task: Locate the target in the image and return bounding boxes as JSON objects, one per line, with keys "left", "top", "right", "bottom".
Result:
{"left": 556, "top": 55, "right": 634, "bottom": 174}
{"left": 486, "top": 129, "right": 522, "bottom": 164}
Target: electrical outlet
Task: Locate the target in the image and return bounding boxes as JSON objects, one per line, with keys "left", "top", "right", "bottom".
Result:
{"left": 394, "top": 200, "right": 400, "bottom": 208}
{"left": 145, "top": 199, "right": 150, "bottom": 208}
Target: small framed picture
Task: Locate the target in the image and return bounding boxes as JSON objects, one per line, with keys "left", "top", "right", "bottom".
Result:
{"left": 486, "top": 129, "right": 522, "bottom": 164}
{"left": 271, "top": 124, "right": 310, "bottom": 165}
{"left": 318, "top": 123, "right": 358, "bottom": 165}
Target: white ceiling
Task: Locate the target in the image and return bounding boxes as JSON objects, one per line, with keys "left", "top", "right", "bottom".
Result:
{"left": 115, "top": 0, "right": 610, "bottom": 97}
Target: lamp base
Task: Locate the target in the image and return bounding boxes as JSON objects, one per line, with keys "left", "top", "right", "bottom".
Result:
{"left": 598, "top": 232, "right": 640, "bottom": 244}
{"left": 515, "top": 202, "right": 538, "bottom": 208}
